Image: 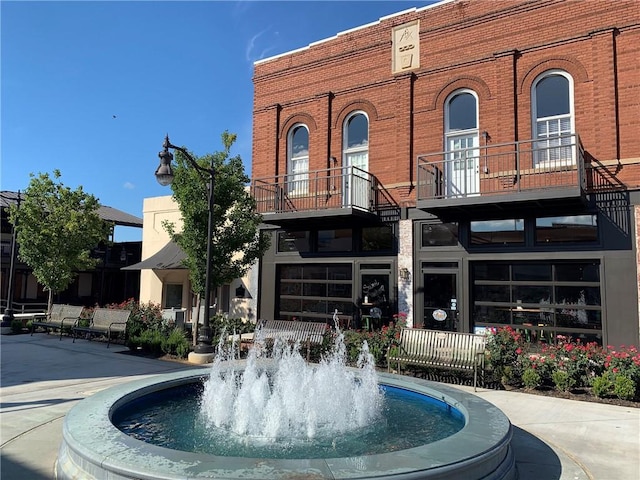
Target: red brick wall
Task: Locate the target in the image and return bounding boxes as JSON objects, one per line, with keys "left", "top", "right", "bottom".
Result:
{"left": 252, "top": 0, "right": 640, "bottom": 205}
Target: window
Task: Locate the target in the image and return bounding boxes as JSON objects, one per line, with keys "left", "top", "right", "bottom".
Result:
{"left": 287, "top": 124, "right": 309, "bottom": 194}
{"left": 362, "top": 226, "right": 394, "bottom": 252}
{"left": 277, "top": 231, "right": 311, "bottom": 253}
{"left": 445, "top": 90, "right": 479, "bottom": 196}
{"left": 318, "top": 229, "right": 353, "bottom": 252}
{"left": 536, "top": 214, "right": 597, "bottom": 244}
{"left": 472, "top": 261, "right": 602, "bottom": 345}
{"left": 277, "top": 264, "right": 354, "bottom": 322}
{"left": 343, "top": 112, "right": 370, "bottom": 209}
{"left": 343, "top": 112, "right": 369, "bottom": 171}
{"left": 470, "top": 219, "right": 524, "bottom": 245}
{"left": 164, "top": 284, "right": 183, "bottom": 309}
{"left": 532, "top": 71, "right": 574, "bottom": 167}
{"left": 421, "top": 223, "right": 459, "bottom": 247}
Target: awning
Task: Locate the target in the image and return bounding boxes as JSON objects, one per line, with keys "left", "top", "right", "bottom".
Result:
{"left": 122, "top": 241, "right": 186, "bottom": 270}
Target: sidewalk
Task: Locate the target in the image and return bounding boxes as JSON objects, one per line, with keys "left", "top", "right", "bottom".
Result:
{"left": 1, "top": 334, "right": 638, "bottom": 480}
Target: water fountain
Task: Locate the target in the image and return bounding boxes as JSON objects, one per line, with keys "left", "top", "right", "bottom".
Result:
{"left": 56, "top": 332, "right": 516, "bottom": 479}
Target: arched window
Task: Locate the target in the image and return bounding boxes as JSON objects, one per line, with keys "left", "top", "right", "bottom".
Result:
{"left": 287, "top": 124, "right": 309, "bottom": 194}
{"left": 444, "top": 90, "right": 479, "bottom": 196}
{"left": 342, "top": 112, "right": 369, "bottom": 209}
{"left": 343, "top": 112, "right": 369, "bottom": 171}
{"left": 532, "top": 71, "right": 574, "bottom": 166}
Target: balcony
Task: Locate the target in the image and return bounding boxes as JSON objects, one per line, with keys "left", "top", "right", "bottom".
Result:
{"left": 416, "top": 134, "right": 587, "bottom": 218}
{"left": 252, "top": 166, "right": 399, "bottom": 228}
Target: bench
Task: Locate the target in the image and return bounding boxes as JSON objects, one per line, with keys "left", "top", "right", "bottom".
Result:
{"left": 72, "top": 308, "right": 131, "bottom": 348}
{"left": 387, "top": 328, "right": 487, "bottom": 391}
{"left": 30, "top": 304, "right": 84, "bottom": 340}
{"left": 256, "top": 320, "right": 328, "bottom": 361}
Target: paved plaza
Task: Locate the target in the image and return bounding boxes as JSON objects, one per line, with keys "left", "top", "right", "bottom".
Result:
{"left": 1, "top": 333, "right": 638, "bottom": 479}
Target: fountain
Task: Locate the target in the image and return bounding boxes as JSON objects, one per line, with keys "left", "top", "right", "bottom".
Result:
{"left": 56, "top": 332, "right": 516, "bottom": 479}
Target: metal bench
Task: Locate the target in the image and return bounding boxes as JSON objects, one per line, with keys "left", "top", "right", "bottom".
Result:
{"left": 387, "top": 328, "right": 487, "bottom": 391}
{"left": 30, "top": 304, "right": 84, "bottom": 340}
{"left": 72, "top": 308, "right": 131, "bottom": 348}
{"left": 256, "top": 319, "right": 327, "bottom": 361}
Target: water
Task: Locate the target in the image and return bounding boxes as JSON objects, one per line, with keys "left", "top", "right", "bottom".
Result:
{"left": 113, "top": 331, "right": 464, "bottom": 459}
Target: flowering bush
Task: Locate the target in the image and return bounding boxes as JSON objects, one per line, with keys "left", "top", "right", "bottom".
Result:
{"left": 485, "top": 326, "right": 526, "bottom": 384}
{"left": 338, "top": 313, "right": 407, "bottom": 368}
{"left": 593, "top": 345, "right": 640, "bottom": 400}
{"left": 485, "top": 327, "right": 639, "bottom": 400}
{"left": 539, "top": 337, "right": 605, "bottom": 389}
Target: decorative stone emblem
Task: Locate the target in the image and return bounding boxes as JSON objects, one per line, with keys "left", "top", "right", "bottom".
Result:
{"left": 392, "top": 21, "right": 420, "bottom": 74}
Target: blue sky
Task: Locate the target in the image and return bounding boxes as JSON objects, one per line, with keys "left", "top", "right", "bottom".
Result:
{"left": 2, "top": 1, "right": 426, "bottom": 241}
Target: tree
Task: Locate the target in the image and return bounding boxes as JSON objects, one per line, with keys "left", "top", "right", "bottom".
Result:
{"left": 7, "top": 170, "right": 109, "bottom": 312}
{"left": 163, "top": 132, "right": 269, "bottom": 338}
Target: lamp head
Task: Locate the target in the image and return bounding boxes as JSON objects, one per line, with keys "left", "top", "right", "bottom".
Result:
{"left": 155, "top": 135, "right": 174, "bottom": 186}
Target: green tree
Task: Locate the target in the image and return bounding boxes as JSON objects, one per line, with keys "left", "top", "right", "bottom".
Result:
{"left": 163, "top": 132, "right": 269, "bottom": 337}
{"left": 7, "top": 170, "right": 109, "bottom": 312}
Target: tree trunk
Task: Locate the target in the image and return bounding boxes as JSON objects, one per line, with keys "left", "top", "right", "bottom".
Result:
{"left": 47, "top": 290, "right": 54, "bottom": 315}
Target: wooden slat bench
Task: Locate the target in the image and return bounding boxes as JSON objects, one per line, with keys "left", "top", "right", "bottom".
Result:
{"left": 72, "top": 308, "right": 131, "bottom": 348}
{"left": 387, "top": 328, "right": 487, "bottom": 391}
{"left": 30, "top": 304, "right": 84, "bottom": 340}
{"left": 256, "top": 320, "right": 328, "bottom": 361}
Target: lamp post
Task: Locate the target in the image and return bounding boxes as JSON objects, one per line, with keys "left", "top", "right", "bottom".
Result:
{"left": 1, "top": 191, "right": 20, "bottom": 328}
{"left": 155, "top": 135, "right": 215, "bottom": 354}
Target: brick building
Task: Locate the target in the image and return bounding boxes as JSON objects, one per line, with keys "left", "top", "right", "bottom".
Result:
{"left": 250, "top": 0, "right": 640, "bottom": 347}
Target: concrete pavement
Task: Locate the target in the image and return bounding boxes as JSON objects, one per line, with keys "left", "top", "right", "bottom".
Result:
{"left": 1, "top": 333, "right": 638, "bottom": 480}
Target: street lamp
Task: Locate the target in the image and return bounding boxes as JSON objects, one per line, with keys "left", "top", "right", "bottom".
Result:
{"left": 155, "top": 135, "right": 215, "bottom": 355}
{"left": 1, "top": 191, "right": 20, "bottom": 327}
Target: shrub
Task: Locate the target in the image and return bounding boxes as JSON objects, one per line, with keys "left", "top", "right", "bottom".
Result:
{"left": 603, "top": 345, "right": 640, "bottom": 392}
{"left": 614, "top": 375, "right": 636, "bottom": 401}
{"left": 486, "top": 326, "right": 526, "bottom": 382}
{"left": 541, "top": 338, "right": 604, "bottom": 388}
{"left": 592, "top": 375, "right": 613, "bottom": 398}
{"left": 522, "top": 368, "right": 542, "bottom": 390}
{"left": 162, "top": 328, "right": 191, "bottom": 358}
{"left": 11, "top": 319, "right": 23, "bottom": 334}
{"left": 209, "top": 314, "right": 255, "bottom": 344}
{"left": 552, "top": 369, "right": 575, "bottom": 392}
{"left": 136, "top": 329, "right": 164, "bottom": 355}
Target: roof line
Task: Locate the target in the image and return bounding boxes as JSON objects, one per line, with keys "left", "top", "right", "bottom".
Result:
{"left": 254, "top": 0, "right": 451, "bottom": 66}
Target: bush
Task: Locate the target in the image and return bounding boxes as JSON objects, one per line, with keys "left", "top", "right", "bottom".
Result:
{"left": 522, "top": 368, "right": 542, "bottom": 390}
{"left": 162, "top": 328, "right": 191, "bottom": 358}
{"left": 11, "top": 319, "right": 23, "bottom": 334}
{"left": 614, "top": 375, "right": 637, "bottom": 401}
{"left": 486, "top": 326, "right": 526, "bottom": 382}
{"left": 552, "top": 370, "right": 575, "bottom": 392}
{"left": 592, "top": 375, "right": 614, "bottom": 398}
{"left": 136, "top": 329, "right": 164, "bottom": 355}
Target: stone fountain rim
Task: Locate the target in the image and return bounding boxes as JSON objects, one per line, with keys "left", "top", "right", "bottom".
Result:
{"left": 56, "top": 363, "right": 515, "bottom": 480}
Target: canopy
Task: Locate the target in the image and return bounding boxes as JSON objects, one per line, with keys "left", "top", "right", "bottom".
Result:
{"left": 121, "top": 241, "right": 186, "bottom": 270}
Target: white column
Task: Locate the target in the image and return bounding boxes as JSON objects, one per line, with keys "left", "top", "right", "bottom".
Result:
{"left": 398, "top": 218, "right": 414, "bottom": 328}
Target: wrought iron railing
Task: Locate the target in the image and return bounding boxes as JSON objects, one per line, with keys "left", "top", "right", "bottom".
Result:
{"left": 416, "top": 134, "right": 585, "bottom": 202}
{"left": 252, "top": 166, "right": 398, "bottom": 219}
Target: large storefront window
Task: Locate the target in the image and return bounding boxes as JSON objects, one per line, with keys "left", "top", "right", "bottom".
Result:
{"left": 277, "top": 264, "right": 354, "bottom": 323}
{"left": 472, "top": 261, "right": 602, "bottom": 345}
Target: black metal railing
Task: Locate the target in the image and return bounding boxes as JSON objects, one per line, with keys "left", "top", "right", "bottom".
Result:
{"left": 252, "top": 166, "right": 398, "bottom": 218}
{"left": 416, "top": 134, "right": 585, "bottom": 202}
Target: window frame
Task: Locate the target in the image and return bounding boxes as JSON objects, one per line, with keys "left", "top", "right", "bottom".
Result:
{"left": 342, "top": 111, "right": 369, "bottom": 171}
{"left": 531, "top": 70, "right": 575, "bottom": 168}
{"left": 287, "top": 124, "right": 310, "bottom": 195}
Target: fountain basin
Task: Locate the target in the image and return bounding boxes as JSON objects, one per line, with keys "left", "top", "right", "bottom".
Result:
{"left": 56, "top": 365, "right": 516, "bottom": 479}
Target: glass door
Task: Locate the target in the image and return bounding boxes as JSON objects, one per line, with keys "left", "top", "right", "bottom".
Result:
{"left": 359, "top": 265, "right": 392, "bottom": 331}
{"left": 422, "top": 271, "right": 459, "bottom": 332}
{"left": 446, "top": 134, "right": 479, "bottom": 197}
{"left": 343, "top": 152, "right": 370, "bottom": 209}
